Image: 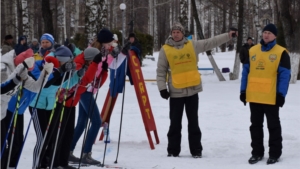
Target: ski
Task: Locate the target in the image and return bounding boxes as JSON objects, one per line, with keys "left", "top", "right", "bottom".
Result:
{"left": 69, "top": 163, "right": 125, "bottom": 169}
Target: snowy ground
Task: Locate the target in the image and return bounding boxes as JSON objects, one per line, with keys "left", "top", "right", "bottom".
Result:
{"left": 17, "top": 51, "right": 300, "bottom": 169}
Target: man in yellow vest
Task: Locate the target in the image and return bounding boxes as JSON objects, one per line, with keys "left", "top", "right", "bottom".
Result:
{"left": 156, "top": 22, "right": 237, "bottom": 158}
{"left": 240, "top": 23, "right": 291, "bottom": 165}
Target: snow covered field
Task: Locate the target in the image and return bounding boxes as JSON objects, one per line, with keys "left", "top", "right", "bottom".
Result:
{"left": 16, "top": 51, "right": 300, "bottom": 169}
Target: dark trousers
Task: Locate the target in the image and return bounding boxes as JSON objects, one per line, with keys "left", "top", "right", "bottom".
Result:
{"left": 52, "top": 106, "right": 75, "bottom": 167}
{"left": 1, "top": 118, "right": 8, "bottom": 169}
{"left": 167, "top": 94, "right": 202, "bottom": 156}
{"left": 249, "top": 103, "right": 282, "bottom": 158}
{"left": 29, "top": 104, "right": 62, "bottom": 169}
{"left": 1, "top": 111, "right": 24, "bottom": 168}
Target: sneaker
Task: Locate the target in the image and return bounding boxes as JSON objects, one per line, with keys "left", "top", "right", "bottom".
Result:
{"left": 192, "top": 152, "right": 202, "bottom": 158}
{"left": 68, "top": 151, "right": 80, "bottom": 164}
{"left": 267, "top": 157, "right": 279, "bottom": 165}
{"left": 81, "top": 152, "right": 101, "bottom": 165}
{"left": 248, "top": 155, "right": 263, "bottom": 164}
{"left": 167, "top": 153, "right": 179, "bottom": 157}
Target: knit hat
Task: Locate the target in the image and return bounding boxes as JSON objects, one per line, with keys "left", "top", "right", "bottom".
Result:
{"left": 84, "top": 47, "right": 100, "bottom": 61}
{"left": 97, "top": 28, "right": 114, "bottom": 43}
{"left": 4, "top": 35, "right": 13, "bottom": 40}
{"left": 262, "top": 24, "right": 277, "bottom": 36}
{"left": 128, "top": 33, "right": 136, "bottom": 38}
{"left": 40, "top": 33, "right": 55, "bottom": 45}
{"left": 14, "top": 49, "right": 34, "bottom": 66}
{"left": 247, "top": 37, "right": 253, "bottom": 41}
{"left": 171, "top": 22, "right": 185, "bottom": 34}
{"left": 32, "top": 38, "right": 38, "bottom": 42}
{"left": 54, "top": 46, "right": 73, "bottom": 62}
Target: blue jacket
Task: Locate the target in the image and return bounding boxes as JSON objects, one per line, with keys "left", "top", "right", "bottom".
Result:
{"left": 1, "top": 79, "right": 18, "bottom": 94}
{"left": 240, "top": 40, "right": 291, "bottom": 97}
{"left": 14, "top": 36, "right": 29, "bottom": 55}
{"left": 29, "top": 61, "right": 80, "bottom": 110}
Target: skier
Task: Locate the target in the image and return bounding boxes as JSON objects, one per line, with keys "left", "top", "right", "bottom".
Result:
{"left": 240, "top": 23, "right": 291, "bottom": 165}
{"left": 240, "top": 37, "right": 254, "bottom": 64}
{"left": 156, "top": 22, "right": 237, "bottom": 158}
{"left": 1, "top": 34, "right": 14, "bottom": 55}
{"left": 14, "top": 35, "right": 29, "bottom": 56}
{"left": 1, "top": 50, "right": 54, "bottom": 169}
{"left": 69, "top": 28, "right": 115, "bottom": 166}
{"left": 33, "top": 33, "right": 55, "bottom": 61}
{"left": 28, "top": 46, "right": 78, "bottom": 169}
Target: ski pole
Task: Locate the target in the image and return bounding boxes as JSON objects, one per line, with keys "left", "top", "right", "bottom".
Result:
{"left": 6, "top": 81, "right": 24, "bottom": 169}
{"left": 50, "top": 71, "right": 73, "bottom": 169}
{"left": 114, "top": 55, "right": 128, "bottom": 164}
{"left": 34, "top": 72, "right": 68, "bottom": 169}
{"left": 15, "top": 72, "right": 48, "bottom": 169}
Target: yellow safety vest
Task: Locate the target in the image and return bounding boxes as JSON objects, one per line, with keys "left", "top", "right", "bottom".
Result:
{"left": 246, "top": 44, "right": 286, "bottom": 105}
{"left": 163, "top": 41, "right": 201, "bottom": 89}
{"left": 33, "top": 53, "right": 43, "bottom": 61}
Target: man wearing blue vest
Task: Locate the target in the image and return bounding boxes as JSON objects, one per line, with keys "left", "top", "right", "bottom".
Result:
{"left": 240, "top": 23, "right": 291, "bottom": 165}
{"left": 157, "top": 22, "right": 236, "bottom": 158}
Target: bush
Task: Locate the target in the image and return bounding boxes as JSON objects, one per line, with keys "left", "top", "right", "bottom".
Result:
{"left": 70, "top": 33, "right": 87, "bottom": 50}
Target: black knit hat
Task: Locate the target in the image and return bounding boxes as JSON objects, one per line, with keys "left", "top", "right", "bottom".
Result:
{"left": 247, "top": 37, "right": 253, "bottom": 41}
{"left": 262, "top": 24, "right": 277, "bottom": 36}
{"left": 97, "top": 28, "right": 114, "bottom": 43}
{"left": 4, "top": 35, "right": 13, "bottom": 40}
{"left": 129, "top": 33, "right": 136, "bottom": 38}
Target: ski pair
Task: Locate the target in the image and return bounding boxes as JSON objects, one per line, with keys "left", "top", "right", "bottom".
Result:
{"left": 69, "top": 163, "right": 125, "bottom": 169}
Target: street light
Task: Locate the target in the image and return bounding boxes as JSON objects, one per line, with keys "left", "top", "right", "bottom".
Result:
{"left": 120, "top": 3, "right": 126, "bottom": 47}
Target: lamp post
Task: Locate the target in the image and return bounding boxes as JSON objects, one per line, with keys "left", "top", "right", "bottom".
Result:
{"left": 120, "top": 3, "right": 126, "bottom": 47}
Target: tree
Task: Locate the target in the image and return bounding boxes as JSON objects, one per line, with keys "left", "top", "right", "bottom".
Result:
{"left": 42, "top": 0, "right": 54, "bottom": 36}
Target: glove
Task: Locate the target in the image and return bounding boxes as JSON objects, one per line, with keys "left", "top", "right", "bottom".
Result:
{"left": 58, "top": 60, "right": 76, "bottom": 73}
{"left": 122, "top": 42, "right": 131, "bottom": 56}
{"left": 102, "top": 59, "right": 108, "bottom": 71}
{"left": 240, "top": 93, "right": 246, "bottom": 106}
{"left": 276, "top": 94, "right": 285, "bottom": 107}
{"left": 160, "top": 89, "right": 170, "bottom": 100}
{"left": 43, "top": 62, "right": 54, "bottom": 74}
{"left": 230, "top": 27, "right": 238, "bottom": 37}
{"left": 12, "top": 75, "right": 21, "bottom": 85}
{"left": 93, "top": 53, "right": 103, "bottom": 64}
{"left": 77, "top": 65, "right": 87, "bottom": 77}
{"left": 17, "top": 67, "right": 28, "bottom": 81}
{"left": 44, "top": 56, "right": 60, "bottom": 68}
{"left": 111, "top": 45, "right": 121, "bottom": 58}
{"left": 23, "top": 57, "right": 35, "bottom": 69}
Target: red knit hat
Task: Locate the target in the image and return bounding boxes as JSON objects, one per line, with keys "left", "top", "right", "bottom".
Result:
{"left": 14, "top": 49, "right": 34, "bottom": 69}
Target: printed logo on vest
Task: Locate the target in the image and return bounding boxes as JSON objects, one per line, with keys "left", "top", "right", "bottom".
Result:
{"left": 269, "top": 54, "right": 277, "bottom": 62}
{"left": 256, "top": 59, "right": 266, "bottom": 70}
{"left": 251, "top": 55, "right": 256, "bottom": 61}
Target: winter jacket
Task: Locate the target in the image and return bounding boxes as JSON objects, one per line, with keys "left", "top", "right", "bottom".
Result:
{"left": 1, "top": 41, "right": 14, "bottom": 55}
{"left": 156, "top": 33, "right": 230, "bottom": 98}
{"left": 29, "top": 60, "right": 80, "bottom": 110}
{"left": 1, "top": 63, "right": 50, "bottom": 119}
{"left": 14, "top": 36, "right": 29, "bottom": 55}
{"left": 239, "top": 43, "right": 254, "bottom": 64}
{"left": 240, "top": 40, "right": 291, "bottom": 98}
{"left": 1, "top": 78, "right": 18, "bottom": 94}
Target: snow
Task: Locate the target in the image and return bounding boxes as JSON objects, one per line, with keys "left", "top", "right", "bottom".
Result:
{"left": 17, "top": 51, "right": 300, "bottom": 169}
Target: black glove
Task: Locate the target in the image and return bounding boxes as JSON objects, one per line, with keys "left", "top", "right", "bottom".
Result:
{"left": 77, "top": 65, "right": 87, "bottom": 77}
{"left": 240, "top": 93, "right": 246, "bottom": 106}
{"left": 160, "top": 89, "right": 170, "bottom": 100}
{"left": 276, "top": 94, "right": 285, "bottom": 107}
{"left": 93, "top": 53, "right": 103, "bottom": 64}
{"left": 230, "top": 27, "right": 238, "bottom": 37}
{"left": 111, "top": 45, "right": 121, "bottom": 58}
{"left": 59, "top": 60, "right": 76, "bottom": 73}
{"left": 122, "top": 42, "right": 131, "bottom": 56}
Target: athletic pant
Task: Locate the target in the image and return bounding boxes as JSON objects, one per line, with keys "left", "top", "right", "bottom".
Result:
{"left": 52, "top": 106, "right": 75, "bottom": 167}
{"left": 70, "top": 91, "right": 101, "bottom": 153}
{"left": 1, "top": 111, "right": 24, "bottom": 168}
{"left": 167, "top": 94, "right": 202, "bottom": 156}
{"left": 249, "top": 103, "right": 282, "bottom": 158}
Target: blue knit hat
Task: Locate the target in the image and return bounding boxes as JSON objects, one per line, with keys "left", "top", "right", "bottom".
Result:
{"left": 97, "top": 28, "right": 114, "bottom": 43}
{"left": 262, "top": 24, "right": 277, "bottom": 36}
{"left": 54, "top": 46, "right": 73, "bottom": 62}
{"left": 40, "top": 33, "right": 55, "bottom": 45}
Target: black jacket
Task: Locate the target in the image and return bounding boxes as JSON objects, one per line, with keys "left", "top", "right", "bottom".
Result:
{"left": 240, "top": 43, "right": 254, "bottom": 64}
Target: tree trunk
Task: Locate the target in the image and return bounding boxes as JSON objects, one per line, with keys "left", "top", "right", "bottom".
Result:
{"left": 42, "top": 0, "right": 54, "bottom": 36}
{"left": 230, "top": 0, "right": 244, "bottom": 80}
{"left": 221, "top": 2, "right": 227, "bottom": 52}
{"left": 191, "top": 0, "right": 226, "bottom": 81}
